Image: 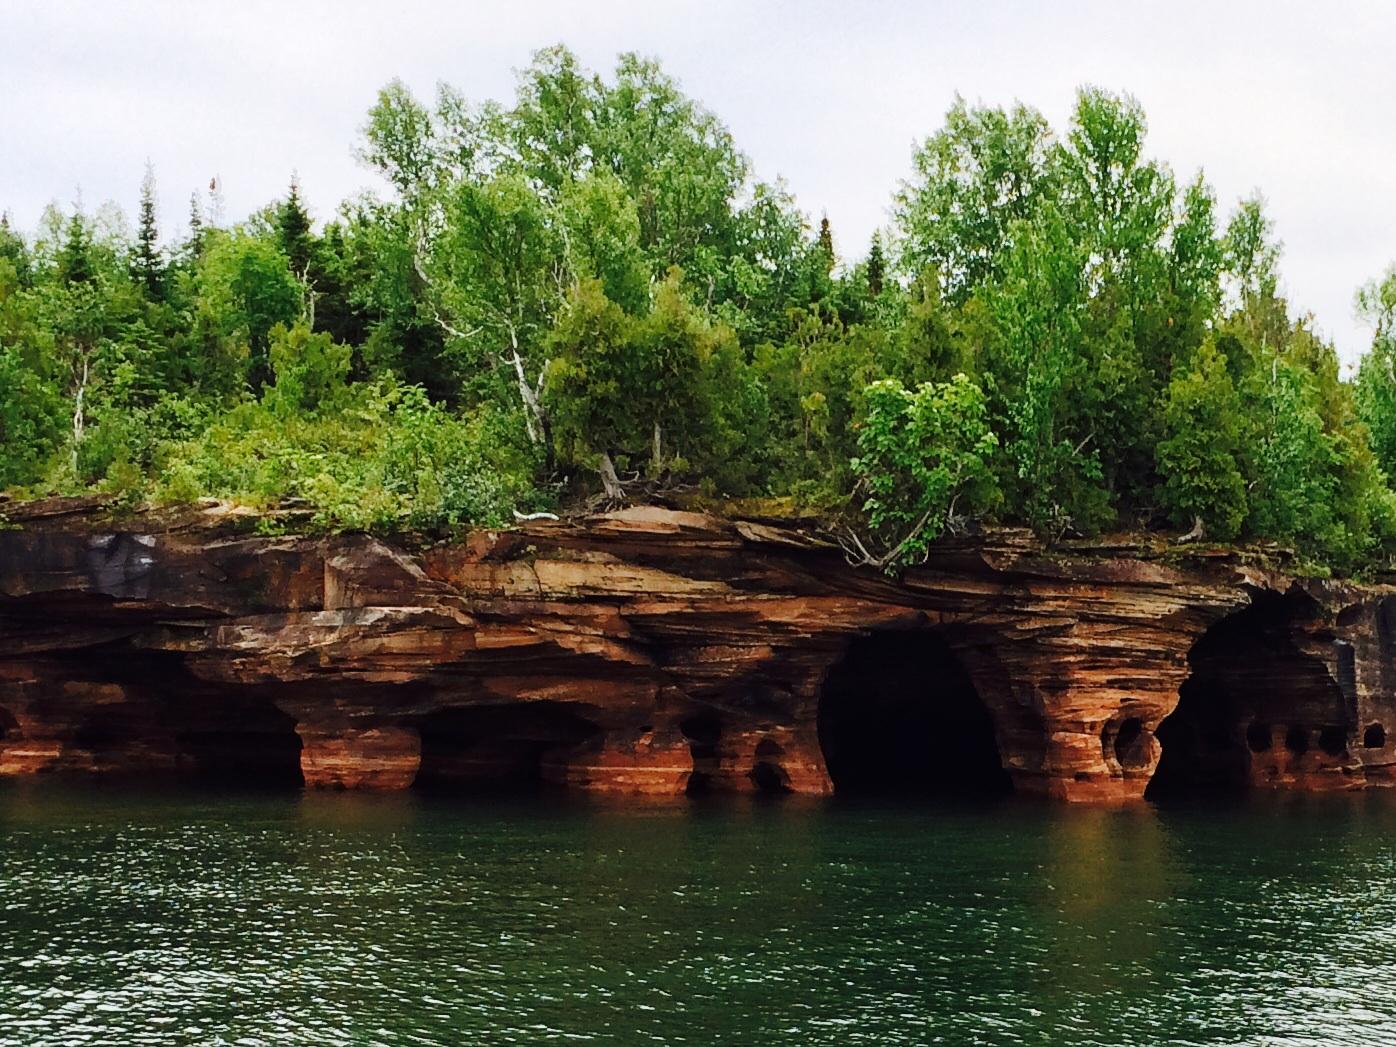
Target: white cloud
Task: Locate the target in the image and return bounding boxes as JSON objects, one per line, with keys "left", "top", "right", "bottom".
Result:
{"left": 2, "top": 0, "right": 1392, "bottom": 361}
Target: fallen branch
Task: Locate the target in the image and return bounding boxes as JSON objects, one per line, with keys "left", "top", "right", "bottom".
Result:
{"left": 1176, "top": 514, "right": 1205, "bottom": 544}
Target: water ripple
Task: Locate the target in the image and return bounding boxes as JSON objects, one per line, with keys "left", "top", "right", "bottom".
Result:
{"left": 3, "top": 788, "right": 1396, "bottom": 1044}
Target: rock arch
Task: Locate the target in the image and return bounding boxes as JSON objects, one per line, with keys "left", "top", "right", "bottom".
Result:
{"left": 817, "top": 628, "right": 1011, "bottom": 798}
{"left": 1148, "top": 591, "right": 1353, "bottom": 798}
{"left": 174, "top": 697, "right": 305, "bottom": 789}
{"left": 413, "top": 702, "right": 603, "bottom": 792}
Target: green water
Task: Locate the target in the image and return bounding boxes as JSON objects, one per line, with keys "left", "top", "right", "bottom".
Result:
{"left": 2, "top": 786, "right": 1395, "bottom": 1045}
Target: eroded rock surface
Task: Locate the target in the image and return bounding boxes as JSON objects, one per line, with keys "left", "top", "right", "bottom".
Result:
{"left": 3, "top": 497, "right": 1395, "bottom": 802}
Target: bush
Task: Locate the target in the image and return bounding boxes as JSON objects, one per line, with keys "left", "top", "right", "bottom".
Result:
{"left": 155, "top": 378, "right": 544, "bottom": 534}
{"left": 0, "top": 346, "right": 65, "bottom": 489}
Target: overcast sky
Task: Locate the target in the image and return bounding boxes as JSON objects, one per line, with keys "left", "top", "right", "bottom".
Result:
{"left": 3, "top": 0, "right": 1393, "bottom": 363}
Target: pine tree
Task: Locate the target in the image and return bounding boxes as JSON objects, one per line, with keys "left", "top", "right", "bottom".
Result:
{"left": 866, "top": 232, "right": 885, "bottom": 297}
{"left": 816, "top": 214, "right": 835, "bottom": 273}
{"left": 183, "top": 192, "right": 205, "bottom": 263}
{"left": 278, "top": 174, "right": 313, "bottom": 278}
{"left": 59, "top": 209, "right": 95, "bottom": 286}
{"left": 132, "top": 162, "right": 163, "bottom": 298}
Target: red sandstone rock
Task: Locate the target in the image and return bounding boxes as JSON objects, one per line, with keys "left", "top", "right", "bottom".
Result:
{"left": 1, "top": 501, "right": 1392, "bottom": 802}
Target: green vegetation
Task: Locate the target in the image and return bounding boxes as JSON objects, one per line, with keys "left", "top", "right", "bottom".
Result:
{"left": 5, "top": 47, "right": 1396, "bottom": 571}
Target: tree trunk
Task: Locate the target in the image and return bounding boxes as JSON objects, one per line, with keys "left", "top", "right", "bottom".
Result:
{"left": 651, "top": 420, "right": 663, "bottom": 477}
{"left": 70, "top": 353, "right": 89, "bottom": 475}
{"left": 507, "top": 349, "right": 543, "bottom": 445}
{"left": 599, "top": 450, "right": 626, "bottom": 504}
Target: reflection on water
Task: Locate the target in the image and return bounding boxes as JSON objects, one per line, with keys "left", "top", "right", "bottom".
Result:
{"left": 4, "top": 785, "right": 1396, "bottom": 1045}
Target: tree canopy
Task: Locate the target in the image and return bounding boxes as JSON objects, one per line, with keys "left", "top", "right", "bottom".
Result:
{"left": 4, "top": 51, "right": 1396, "bottom": 574}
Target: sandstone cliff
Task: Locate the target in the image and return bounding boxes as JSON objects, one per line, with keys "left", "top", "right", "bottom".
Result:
{"left": 2, "top": 498, "right": 1392, "bottom": 802}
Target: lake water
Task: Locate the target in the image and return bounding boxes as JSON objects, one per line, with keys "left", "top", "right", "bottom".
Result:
{"left": 2, "top": 785, "right": 1395, "bottom": 1045}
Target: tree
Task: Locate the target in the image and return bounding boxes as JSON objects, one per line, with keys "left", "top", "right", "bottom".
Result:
{"left": 815, "top": 215, "right": 835, "bottom": 272}
{"left": 0, "top": 344, "right": 65, "bottom": 487}
{"left": 59, "top": 209, "right": 97, "bottom": 286}
{"left": 866, "top": 233, "right": 885, "bottom": 297}
{"left": 847, "top": 374, "right": 1000, "bottom": 571}
{"left": 557, "top": 172, "right": 649, "bottom": 313}
{"left": 888, "top": 271, "right": 964, "bottom": 385}
{"left": 1356, "top": 266, "right": 1396, "bottom": 472}
{"left": 629, "top": 269, "right": 716, "bottom": 474}
{"left": 359, "top": 79, "right": 442, "bottom": 199}
{"left": 895, "top": 97, "right": 1053, "bottom": 303}
{"left": 132, "top": 163, "right": 164, "bottom": 299}
{"left": 594, "top": 52, "right": 749, "bottom": 273}
{"left": 264, "top": 321, "right": 351, "bottom": 416}
{"left": 1156, "top": 339, "right": 1247, "bottom": 539}
{"left": 196, "top": 231, "right": 302, "bottom": 392}
{"left": 37, "top": 277, "right": 108, "bottom": 474}
{"left": 277, "top": 175, "right": 314, "bottom": 280}
{"left": 542, "top": 278, "right": 637, "bottom": 500}
{"left": 1357, "top": 265, "right": 1396, "bottom": 341}
{"left": 544, "top": 271, "right": 719, "bottom": 498}
{"left": 509, "top": 44, "right": 602, "bottom": 193}
{"left": 1246, "top": 352, "right": 1337, "bottom": 552}
{"left": 1167, "top": 175, "right": 1224, "bottom": 354}
{"left": 981, "top": 205, "right": 1106, "bottom": 533}
{"left": 181, "top": 193, "right": 206, "bottom": 265}
{"left": 1057, "top": 88, "right": 1172, "bottom": 283}
{"left": 428, "top": 173, "right": 560, "bottom": 444}
{"left": 754, "top": 306, "right": 882, "bottom": 489}
{"left": 1223, "top": 193, "right": 1281, "bottom": 313}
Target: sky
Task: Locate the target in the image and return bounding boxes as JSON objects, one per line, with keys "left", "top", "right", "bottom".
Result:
{"left": 3, "top": 0, "right": 1394, "bottom": 364}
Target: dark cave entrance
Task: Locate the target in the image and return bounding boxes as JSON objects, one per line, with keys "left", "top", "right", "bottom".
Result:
{"left": 174, "top": 698, "right": 305, "bottom": 789}
{"left": 680, "top": 714, "right": 722, "bottom": 796}
{"left": 0, "top": 706, "right": 15, "bottom": 744}
{"left": 817, "top": 629, "right": 1010, "bottom": 798}
{"left": 35, "top": 644, "right": 306, "bottom": 789}
{"left": 749, "top": 738, "right": 792, "bottom": 794}
{"left": 1147, "top": 592, "right": 1350, "bottom": 799}
{"left": 414, "top": 703, "right": 602, "bottom": 792}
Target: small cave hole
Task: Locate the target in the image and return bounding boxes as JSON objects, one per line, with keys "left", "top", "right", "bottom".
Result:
{"left": 1246, "top": 722, "right": 1273, "bottom": 753}
{"left": 1318, "top": 725, "right": 1347, "bottom": 757}
{"left": 0, "top": 707, "right": 17, "bottom": 744}
{"left": 414, "top": 703, "right": 601, "bottom": 793}
{"left": 1108, "top": 717, "right": 1150, "bottom": 769}
{"left": 71, "top": 714, "right": 128, "bottom": 754}
{"left": 747, "top": 738, "right": 790, "bottom": 795}
{"left": 1364, "top": 723, "right": 1386, "bottom": 749}
{"left": 680, "top": 714, "right": 723, "bottom": 797}
{"left": 750, "top": 761, "right": 790, "bottom": 794}
{"left": 1284, "top": 726, "right": 1310, "bottom": 755}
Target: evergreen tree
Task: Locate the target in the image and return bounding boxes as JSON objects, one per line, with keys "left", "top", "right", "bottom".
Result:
{"left": 1156, "top": 339, "right": 1248, "bottom": 539}
{"left": 277, "top": 174, "right": 314, "bottom": 278}
{"left": 58, "top": 209, "right": 96, "bottom": 285}
{"left": 179, "top": 191, "right": 207, "bottom": 268}
{"left": 132, "top": 162, "right": 164, "bottom": 298}
{"left": 816, "top": 214, "right": 835, "bottom": 273}
{"left": 866, "top": 232, "right": 885, "bottom": 297}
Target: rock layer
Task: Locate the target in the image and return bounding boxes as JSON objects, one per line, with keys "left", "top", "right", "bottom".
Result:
{"left": 3, "top": 498, "right": 1396, "bottom": 802}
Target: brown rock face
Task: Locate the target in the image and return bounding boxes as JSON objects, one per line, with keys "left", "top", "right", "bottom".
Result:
{"left": 3, "top": 499, "right": 1395, "bottom": 803}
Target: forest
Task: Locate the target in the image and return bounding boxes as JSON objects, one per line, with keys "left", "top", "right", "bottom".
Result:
{"left": 6, "top": 46, "right": 1396, "bottom": 573}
